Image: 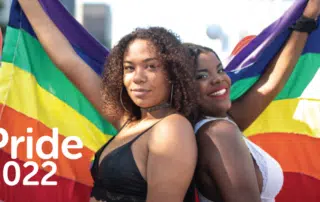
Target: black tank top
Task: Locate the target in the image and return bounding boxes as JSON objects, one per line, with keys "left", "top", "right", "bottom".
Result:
{"left": 90, "top": 121, "right": 196, "bottom": 202}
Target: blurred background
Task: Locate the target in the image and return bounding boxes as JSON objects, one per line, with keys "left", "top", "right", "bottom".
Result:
{"left": 1, "top": 0, "right": 294, "bottom": 62}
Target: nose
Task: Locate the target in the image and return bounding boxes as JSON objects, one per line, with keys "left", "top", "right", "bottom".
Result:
{"left": 210, "top": 74, "right": 223, "bottom": 85}
{"left": 133, "top": 66, "right": 147, "bottom": 84}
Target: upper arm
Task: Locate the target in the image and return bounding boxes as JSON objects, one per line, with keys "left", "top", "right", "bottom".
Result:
{"left": 228, "top": 57, "right": 280, "bottom": 131}
{"left": 64, "top": 59, "right": 124, "bottom": 129}
{"left": 196, "top": 120, "right": 260, "bottom": 202}
{"left": 18, "top": 0, "right": 123, "bottom": 129}
{"left": 146, "top": 115, "right": 197, "bottom": 202}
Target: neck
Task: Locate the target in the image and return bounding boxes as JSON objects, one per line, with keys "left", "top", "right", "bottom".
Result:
{"left": 202, "top": 111, "right": 228, "bottom": 119}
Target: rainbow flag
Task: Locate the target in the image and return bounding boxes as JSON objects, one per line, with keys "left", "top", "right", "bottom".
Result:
{"left": 227, "top": 0, "right": 320, "bottom": 201}
{"left": 0, "top": 0, "right": 117, "bottom": 201}
{"left": 0, "top": 28, "right": 3, "bottom": 58}
{"left": 0, "top": 0, "right": 319, "bottom": 201}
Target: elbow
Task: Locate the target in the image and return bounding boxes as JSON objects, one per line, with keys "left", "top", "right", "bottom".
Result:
{"left": 257, "top": 84, "right": 278, "bottom": 97}
{"left": 258, "top": 75, "right": 287, "bottom": 98}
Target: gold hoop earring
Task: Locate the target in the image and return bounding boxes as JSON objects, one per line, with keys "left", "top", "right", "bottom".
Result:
{"left": 170, "top": 84, "right": 174, "bottom": 106}
{"left": 120, "top": 87, "right": 129, "bottom": 112}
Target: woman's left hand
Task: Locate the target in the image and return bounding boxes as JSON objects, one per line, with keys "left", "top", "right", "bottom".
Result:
{"left": 303, "top": 0, "right": 320, "bottom": 19}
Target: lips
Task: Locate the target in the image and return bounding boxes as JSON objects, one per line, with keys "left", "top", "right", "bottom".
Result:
{"left": 131, "top": 89, "right": 151, "bottom": 98}
{"left": 208, "top": 87, "right": 229, "bottom": 99}
{"left": 210, "top": 89, "right": 227, "bottom": 96}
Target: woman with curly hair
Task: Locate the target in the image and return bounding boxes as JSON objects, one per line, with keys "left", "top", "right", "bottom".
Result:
{"left": 18, "top": 0, "right": 198, "bottom": 202}
{"left": 183, "top": 0, "right": 320, "bottom": 201}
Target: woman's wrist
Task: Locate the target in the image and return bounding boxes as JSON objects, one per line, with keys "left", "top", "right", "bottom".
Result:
{"left": 289, "top": 15, "right": 318, "bottom": 34}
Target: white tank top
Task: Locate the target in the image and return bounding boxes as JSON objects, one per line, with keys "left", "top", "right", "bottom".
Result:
{"left": 195, "top": 116, "right": 284, "bottom": 202}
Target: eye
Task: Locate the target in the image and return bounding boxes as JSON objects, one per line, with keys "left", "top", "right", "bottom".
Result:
{"left": 196, "top": 72, "right": 208, "bottom": 80}
{"left": 146, "top": 64, "right": 157, "bottom": 70}
{"left": 124, "top": 65, "right": 134, "bottom": 72}
{"left": 217, "top": 68, "right": 225, "bottom": 74}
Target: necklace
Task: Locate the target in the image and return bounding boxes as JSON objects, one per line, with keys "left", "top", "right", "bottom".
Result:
{"left": 141, "top": 103, "right": 171, "bottom": 112}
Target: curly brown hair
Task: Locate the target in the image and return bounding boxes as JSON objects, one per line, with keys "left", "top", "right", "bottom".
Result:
{"left": 101, "top": 27, "right": 198, "bottom": 122}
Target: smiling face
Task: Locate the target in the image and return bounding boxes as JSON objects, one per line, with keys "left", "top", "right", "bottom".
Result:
{"left": 195, "top": 52, "right": 232, "bottom": 117}
{"left": 123, "top": 39, "right": 171, "bottom": 108}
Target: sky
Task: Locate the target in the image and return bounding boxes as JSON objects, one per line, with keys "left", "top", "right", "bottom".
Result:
{"left": 77, "top": 0, "right": 294, "bottom": 61}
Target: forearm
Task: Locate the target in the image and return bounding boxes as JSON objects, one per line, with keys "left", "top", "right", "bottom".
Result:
{"left": 258, "top": 31, "right": 308, "bottom": 95}
{"left": 258, "top": 3, "right": 319, "bottom": 96}
{"left": 18, "top": 0, "right": 78, "bottom": 69}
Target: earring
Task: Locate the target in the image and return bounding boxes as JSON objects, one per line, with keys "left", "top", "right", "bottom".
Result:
{"left": 120, "top": 87, "right": 129, "bottom": 112}
{"left": 170, "top": 83, "right": 174, "bottom": 106}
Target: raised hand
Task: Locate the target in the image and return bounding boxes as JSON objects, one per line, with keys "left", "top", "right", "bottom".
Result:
{"left": 303, "top": 0, "right": 320, "bottom": 19}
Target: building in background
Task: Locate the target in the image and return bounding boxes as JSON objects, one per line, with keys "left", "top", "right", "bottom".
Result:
{"left": 83, "top": 3, "right": 112, "bottom": 49}
{"left": 60, "top": 0, "right": 75, "bottom": 16}
{"left": 75, "top": 0, "right": 112, "bottom": 49}
{"left": 0, "top": 0, "right": 11, "bottom": 34}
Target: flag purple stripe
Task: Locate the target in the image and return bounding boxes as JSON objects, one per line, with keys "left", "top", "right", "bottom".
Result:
{"left": 227, "top": 30, "right": 290, "bottom": 83}
{"left": 225, "top": 0, "right": 307, "bottom": 73}
{"left": 38, "top": 0, "right": 109, "bottom": 62}
{"left": 8, "top": 0, "right": 108, "bottom": 75}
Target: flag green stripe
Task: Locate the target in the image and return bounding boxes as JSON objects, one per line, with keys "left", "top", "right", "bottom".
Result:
{"left": 231, "top": 53, "right": 320, "bottom": 101}
{"left": 275, "top": 53, "right": 320, "bottom": 100}
{"left": 230, "top": 77, "right": 259, "bottom": 101}
{"left": 2, "top": 26, "right": 117, "bottom": 135}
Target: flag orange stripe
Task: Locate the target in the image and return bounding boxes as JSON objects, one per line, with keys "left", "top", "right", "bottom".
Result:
{"left": 0, "top": 149, "right": 92, "bottom": 202}
{"left": 0, "top": 104, "right": 96, "bottom": 186}
{"left": 231, "top": 35, "right": 256, "bottom": 55}
{"left": 248, "top": 133, "right": 320, "bottom": 180}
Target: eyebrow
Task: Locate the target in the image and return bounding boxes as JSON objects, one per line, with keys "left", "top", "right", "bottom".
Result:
{"left": 196, "top": 69, "right": 208, "bottom": 73}
{"left": 197, "top": 63, "right": 223, "bottom": 72}
{"left": 123, "top": 58, "right": 158, "bottom": 64}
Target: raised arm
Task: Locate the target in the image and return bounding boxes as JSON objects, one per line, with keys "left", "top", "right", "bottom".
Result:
{"left": 196, "top": 120, "right": 261, "bottom": 202}
{"left": 229, "top": 0, "right": 320, "bottom": 131}
{"left": 146, "top": 114, "right": 197, "bottom": 202}
{"left": 18, "top": 0, "right": 123, "bottom": 129}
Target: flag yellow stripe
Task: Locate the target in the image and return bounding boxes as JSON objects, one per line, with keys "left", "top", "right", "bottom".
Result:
{"left": 244, "top": 98, "right": 320, "bottom": 138}
{"left": 0, "top": 62, "right": 111, "bottom": 152}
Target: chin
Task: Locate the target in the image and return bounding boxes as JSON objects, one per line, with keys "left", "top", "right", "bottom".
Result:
{"left": 132, "top": 100, "right": 146, "bottom": 108}
{"left": 132, "top": 99, "right": 152, "bottom": 108}
{"left": 202, "top": 104, "right": 231, "bottom": 117}
{"left": 224, "top": 101, "right": 232, "bottom": 112}
{"left": 220, "top": 104, "right": 231, "bottom": 116}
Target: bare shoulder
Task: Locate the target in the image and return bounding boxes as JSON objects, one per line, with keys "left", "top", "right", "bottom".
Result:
{"left": 145, "top": 114, "right": 197, "bottom": 201}
{"left": 149, "top": 114, "right": 196, "bottom": 153}
{"left": 152, "top": 114, "right": 194, "bottom": 141}
{"left": 197, "top": 119, "right": 242, "bottom": 146}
